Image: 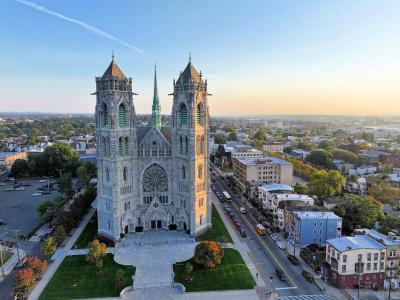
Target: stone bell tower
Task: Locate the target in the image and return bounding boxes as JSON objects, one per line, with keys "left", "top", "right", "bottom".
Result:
{"left": 94, "top": 54, "right": 137, "bottom": 240}
{"left": 171, "top": 57, "right": 211, "bottom": 236}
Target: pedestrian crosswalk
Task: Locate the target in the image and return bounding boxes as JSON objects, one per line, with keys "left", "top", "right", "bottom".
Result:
{"left": 279, "top": 295, "right": 337, "bottom": 300}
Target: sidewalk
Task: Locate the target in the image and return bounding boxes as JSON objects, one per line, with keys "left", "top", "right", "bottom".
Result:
{"left": 0, "top": 246, "right": 26, "bottom": 282}
{"left": 212, "top": 196, "right": 266, "bottom": 288}
{"left": 28, "top": 207, "right": 96, "bottom": 300}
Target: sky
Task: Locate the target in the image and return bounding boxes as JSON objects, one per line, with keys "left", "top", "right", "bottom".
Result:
{"left": 1, "top": 0, "right": 400, "bottom": 116}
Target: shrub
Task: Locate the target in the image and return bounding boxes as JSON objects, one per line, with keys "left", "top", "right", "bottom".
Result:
{"left": 41, "top": 237, "right": 57, "bottom": 259}
{"left": 169, "top": 224, "right": 177, "bottom": 230}
{"left": 52, "top": 226, "right": 66, "bottom": 246}
{"left": 194, "top": 241, "right": 224, "bottom": 268}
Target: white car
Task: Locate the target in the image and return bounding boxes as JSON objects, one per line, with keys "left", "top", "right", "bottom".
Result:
{"left": 32, "top": 192, "right": 42, "bottom": 196}
{"left": 39, "top": 179, "right": 48, "bottom": 183}
{"left": 15, "top": 187, "right": 25, "bottom": 191}
{"left": 240, "top": 207, "right": 246, "bottom": 214}
{"left": 276, "top": 241, "right": 286, "bottom": 250}
{"left": 0, "top": 183, "right": 6, "bottom": 186}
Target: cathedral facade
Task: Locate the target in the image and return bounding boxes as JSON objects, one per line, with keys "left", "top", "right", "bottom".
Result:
{"left": 94, "top": 56, "right": 211, "bottom": 241}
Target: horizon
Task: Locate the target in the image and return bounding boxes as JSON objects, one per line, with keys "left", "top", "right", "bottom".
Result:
{"left": 1, "top": 1, "right": 400, "bottom": 115}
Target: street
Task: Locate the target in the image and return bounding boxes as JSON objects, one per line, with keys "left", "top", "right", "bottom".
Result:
{"left": 210, "top": 166, "right": 323, "bottom": 298}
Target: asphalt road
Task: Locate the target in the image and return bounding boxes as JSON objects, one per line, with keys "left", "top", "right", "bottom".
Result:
{"left": 210, "top": 168, "right": 322, "bottom": 297}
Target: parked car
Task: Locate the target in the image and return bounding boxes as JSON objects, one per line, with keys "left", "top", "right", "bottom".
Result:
{"left": 32, "top": 192, "right": 42, "bottom": 196}
{"left": 276, "top": 241, "right": 286, "bottom": 250}
{"left": 266, "top": 227, "right": 273, "bottom": 235}
{"left": 302, "top": 270, "right": 314, "bottom": 282}
{"left": 240, "top": 207, "right": 246, "bottom": 214}
{"left": 5, "top": 188, "right": 14, "bottom": 192}
{"left": 39, "top": 179, "right": 48, "bottom": 183}
{"left": 0, "top": 182, "right": 6, "bottom": 186}
{"left": 276, "top": 268, "right": 287, "bottom": 281}
{"left": 15, "top": 187, "right": 25, "bottom": 191}
{"left": 240, "top": 230, "right": 248, "bottom": 238}
{"left": 224, "top": 205, "right": 231, "bottom": 211}
{"left": 271, "top": 233, "right": 279, "bottom": 241}
{"left": 287, "top": 255, "right": 299, "bottom": 265}
{"left": 228, "top": 211, "right": 235, "bottom": 219}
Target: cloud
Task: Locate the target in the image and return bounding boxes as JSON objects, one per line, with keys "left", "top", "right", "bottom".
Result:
{"left": 15, "top": 0, "right": 146, "bottom": 55}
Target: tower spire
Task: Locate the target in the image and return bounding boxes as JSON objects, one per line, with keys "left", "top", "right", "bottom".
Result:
{"left": 152, "top": 62, "right": 162, "bottom": 129}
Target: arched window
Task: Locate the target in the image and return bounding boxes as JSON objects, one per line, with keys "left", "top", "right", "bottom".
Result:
{"left": 124, "top": 137, "right": 129, "bottom": 154}
{"left": 105, "top": 168, "right": 110, "bottom": 181}
{"left": 118, "top": 103, "right": 126, "bottom": 127}
{"left": 198, "top": 164, "right": 203, "bottom": 179}
{"left": 102, "top": 136, "right": 106, "bottom": 155}
{"left": 181, "top": 165, "right": 186, "bottom": 180}
{"left": 118, "top": 137, "right": 123, "bottom": 155}
{"left": 105, "top": 137, "right": 110, "bottom": 156}
{"left": 196, "top": 103, "right": 202, "bottom": 125}
{"left": 180, "top": 103, "right": 187, "bottom": 126}
{"left": 123, "top": 167, "right": 127, "bottom": 181}
{"left": 185, "top": 136, "right": 189, "bottom": 154}
{"left": 196, "top": 136, "right": 201, "bottom": 155}
{"left": 180, "top": 136, "right": 183, "bottom": 154}
{"left": 101, "top": 102, "right": 109, "bottom": 127}
{"left": 201, "top": 135, "right": 205, "bottom": 154}
{"left": 142, "top": 163, "right": 168, "bottom": 204}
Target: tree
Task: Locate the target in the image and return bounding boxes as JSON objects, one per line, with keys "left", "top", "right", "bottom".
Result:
{"left": 10, "top": 159, "right": 28, "bottom": 177}
{"left": 26, "top": 256, "right": 47, "bottom": 280}
{"left": 41, "top": 237, "right": 57, "bottom": 259}
{"left": 86, "top": 239, "right": 107, "bottom": 264}
{"left": 296, "top": 141, "right": 314, "bottom": 151}
{"left": 308, "top": 170, "right": 345, "bottom": 198}
{"left": 14, "top": 268, "right": 36, "bottom": 296}
{"left": 52, "top": 226, "right": 66, "bottom": 246}
{"left": 253, "top": 139, "right": 265, "bottom": 151}
{"left": 59, "top": 172, "right": 73, "bottom": 196}
{"left": 229, "top": 131, "right": 237, "bottom": 141}
{"left": 95, "top": 258, "right": 104, "bottom": 276}
{"left": 379, "top": 214, "right": 400, "bottom": 235}
{"left": 318, "top": 140, "right": 335, "bottom": 150}
{"left": 333, "top": 194, "right": 383, "bottom": 234}
{"left": 184, "top": 262, "right": 193, "bottom": 281}
{"left": 332, "top": 149, "right": 359, "bottom": 165}
{"left": 368, "top": 182, "right": 400, "bottom": 206}
{"left": 214, "top": 134, "right": 227, "bottom": 145}
{"left": 306, "top": 149, "right": 336, "bottom": 169}
{"left": 77, "top": 161, "right": 97, "bottom": 186}
{"left": 194, "top": 241, "right": 224, "bottom": 268}
{"left": 283, "top": 146, "right": 293, "bottom": 154}
{"left": 255, "top": 128, "right": 268, "bottom": 141}
{"left": 37, "top": 201, "right": 56, "bottom": 224}
{"left": 293, "top": 183, "right": 307, "bottom": 194}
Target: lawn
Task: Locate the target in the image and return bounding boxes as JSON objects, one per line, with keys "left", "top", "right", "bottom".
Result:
{"left": 39, "top": 254, "right": 134, "bottom": 300}
{"left": 197, "top": 204, "right": 233, "bottom": 243}
{"left": 74, "top": 213, "right": 98, "bottom": 249}
{"left": 0, "top": 250, "right": 13, "bottom": 267}
{"left": 174, "top": 248, "right": 255, "bottom": 292}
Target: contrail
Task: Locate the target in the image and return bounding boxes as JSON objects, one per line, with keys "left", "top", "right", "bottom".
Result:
{"left": 15, "top": 0, "right": 146, "bottom": 55}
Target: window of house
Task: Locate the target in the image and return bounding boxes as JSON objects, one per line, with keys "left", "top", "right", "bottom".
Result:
{"left": 342, "top": 265, "right": 346, "bottom": 273}
{"left": 343, "top": 255, "right": 347, "bottom": 263}
{"left": 374, "top": 253, "right": 378, "bottom": 261}
{"left": 367, "top": 253, "right": 371, "bottom": 261}
{"left": 367, "top": 263, "right": 371, "bottom": 271}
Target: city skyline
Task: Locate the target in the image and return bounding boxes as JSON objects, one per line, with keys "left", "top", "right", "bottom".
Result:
{"left": 1, "top": 0, "right": 400, "bottom": 115}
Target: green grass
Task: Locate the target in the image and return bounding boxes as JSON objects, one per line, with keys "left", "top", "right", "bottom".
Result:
{"left": 0, "top": 251, "right": 13, "bottom": 267}
{"left": 74, "top": 213, "right": 98, "bottom": 249}
{"left": 39, "top": 254, "right": 134, "bottom": 300}
{"left": 197, "top": 204, "right": 233, "bottom": 243}
{"left": 174, "top": 248, "right": 255, "bottom": 292}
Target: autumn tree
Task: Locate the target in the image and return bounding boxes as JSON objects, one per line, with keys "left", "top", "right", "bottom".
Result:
{"left": 86, "top": 239, "right": 107, "bottom": 275}
{"left": 41, "top": 237, "right": 57, "bottom": 259}
{"left": 26, "top": 256, "right": 47, "bottom": 280}
{"left": 194, "top": 241, "right": 224, "bottom": 268}
{"left": 184, "top": 262, "right": 193, "bottom": 281}
{"left": 14, "top": 268, "right": 36, "bottom": 297}
{"left": 368, "top": 182, "right": 400, "bottom": 206}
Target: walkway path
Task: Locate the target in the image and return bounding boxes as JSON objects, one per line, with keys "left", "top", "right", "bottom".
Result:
{"left": 0, "top": 246, "right": 26, "bottom": 282}
{"left": 114, "top": 231, "right": 195, "bottom": 289}
{"left": 28, "top": 207, "right": 96, "bottom": 300}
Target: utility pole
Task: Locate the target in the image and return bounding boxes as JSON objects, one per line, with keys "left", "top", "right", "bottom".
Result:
{"left": 12, "top": 230, "right": 20, "bottom": 264}
{"left": 0, "top": 241, "right": 5, "bottom": 277}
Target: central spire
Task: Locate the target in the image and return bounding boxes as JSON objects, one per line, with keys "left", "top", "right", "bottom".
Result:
{"left": 151, "top": 63, "right": 162, "bottom": 129}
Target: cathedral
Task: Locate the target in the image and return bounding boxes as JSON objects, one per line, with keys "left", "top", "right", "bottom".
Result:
{"left": 94, "top": 56, "right": 211, "bottom": 241}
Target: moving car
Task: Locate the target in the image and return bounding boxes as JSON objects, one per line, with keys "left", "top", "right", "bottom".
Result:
{"left": 240, "top": 207, "right": 246, "bottom": 214}
{"left": 287, "top": 255, "right": 299, "bottom": 265}
{"left": 276, "top": 268, "right": 287, "bottom": 281}
{"left": 302, "top": 270, "right": 314, "bottom": 282}
{"left": 240, "top": 230, "right": 248, "bottom": 238}
{"left": 32, "top": 192, "right": 42, "bottom": 196}
{"left": 255, "top": 224, "right": 266, "bottom": 235}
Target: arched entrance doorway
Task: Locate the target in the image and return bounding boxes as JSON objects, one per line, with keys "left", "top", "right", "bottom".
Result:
{"left": 145, "top": 209, "right": 167, "bottom": 230}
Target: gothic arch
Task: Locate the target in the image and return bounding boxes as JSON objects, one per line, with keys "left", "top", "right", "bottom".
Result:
{"left": 118, "top": 102, "right": 126, "bottom": 127}
{"left": 179, "top": 102, "right": 188, "bottom": 126}
{"left": 100, "top": 102, "right": 109, "bottom": 127}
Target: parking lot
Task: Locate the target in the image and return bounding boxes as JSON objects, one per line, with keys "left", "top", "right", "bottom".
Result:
{"left": 0, "top": 175, "right": 57, "bottom": 242}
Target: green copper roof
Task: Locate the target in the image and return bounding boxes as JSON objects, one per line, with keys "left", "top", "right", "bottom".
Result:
{"left": 151, "top": 64, "right": 162, "bottom": 129}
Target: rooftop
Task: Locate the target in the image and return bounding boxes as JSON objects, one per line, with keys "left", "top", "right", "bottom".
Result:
{"left": 328, "top": 235, "right": 386, "bottom": 252}
{"left": 102, "top": 57, "right": 126, "bottom": 79}
{"left": 236, "top": 156, "right": 292, "bottom": 166}
{"left": 294, "top": 211, "right": 340, "bottom": 220}
{"left": 259, "top": 183, "right": 294, "bottom": 192}
{"left": 0, "top": 152, "right": 23, "bottom": 159}
{"left": 354, "top": 229, "right": 400, "bottom": 246}
{"left": 275, "top": 194, "right": 313, "bottom": 202}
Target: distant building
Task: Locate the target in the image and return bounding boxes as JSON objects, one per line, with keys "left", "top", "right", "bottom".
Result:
{"left": 324, "top": 235, "right": 386, "bottom": 290}
{"left": 256, "top": 183, "right": 294, "bottom": 209}
{"left": 289, "top": 211, "right": 342, "bottom": 247}
{"left": 289, "top": 149, "right": 310, "bottom": 161}
{"left": 263, "top": 142, "right": 284, "bottom": 153}
{"left": 225, "top": 142, "right": 262, "bottom": 159}
{"left": 233, "top": 156, "right": 293, "bottom": 190}
{"left": 349, "top": 165, "right": 377, "bottom": 176}
{"left": 0, "top": 152, "right": 28, "bottom": 174}
{"left": 346, "top": 177, "right": 367, "bottom": 195}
